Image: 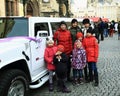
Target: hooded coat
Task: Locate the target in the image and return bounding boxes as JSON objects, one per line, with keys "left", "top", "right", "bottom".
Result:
{"left": 44, "top": 46, "right": 57, "bottom": 70}
{"left": 53, "top": 28, "right": 72, "bottom": 56}
{"left": 72, "top": 47, "right": 86, "bottom": 69}
{"left": 82, "top": 35, "right": 99, "bottom": 62}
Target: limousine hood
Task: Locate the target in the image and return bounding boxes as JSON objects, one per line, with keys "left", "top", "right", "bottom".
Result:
{"left": 0, "top": 36, "right": 37, "bottom": 52}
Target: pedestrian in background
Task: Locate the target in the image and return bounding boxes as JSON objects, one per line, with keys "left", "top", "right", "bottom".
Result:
{"left": 98, "top": 18, "right": 105, "bottom": 41}
{"left": 83, "top": 28, "right": 99, "bottom": 86}
{"left": 109, "top": 22, "right": 114, "bottom": 37}
{"left": 117, "top": 21, "right": 120, "bottom": 40}
{"left": 53, "top": 21, "right": 72, "bottom": 82}
{"left": 53, "top": 45, "right": 71, "bottom": 93}
{"left": 104, "top": 21, "right": 109, "bottom": 37}
{"left": 93, "top": 22, "right": 100, "bottom": 43}
{"left": 114, "top": 22, "right": 118, "bottom": 33}
{"left": 72, "top": 40, "right": 86, "bottom": 85}
{"left": 44, "top": 39, "right": 57, "bottom": 91}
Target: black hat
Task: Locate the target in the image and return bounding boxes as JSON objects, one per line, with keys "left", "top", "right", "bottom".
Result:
{"left": 59, "top": 21, "right": 67, "bottom": 27}
{"left": 71, "top": 19, "right": 78, "bottom": 24}
{"left": 82, "top": 18, "right": 90, "bottom": 24}
{"left": 87, "top": 27, "right": 94, "bottom": 34}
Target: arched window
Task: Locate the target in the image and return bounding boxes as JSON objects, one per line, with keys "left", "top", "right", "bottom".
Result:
{"left": 26, "top": 3, "right": 33, "bottom": 16}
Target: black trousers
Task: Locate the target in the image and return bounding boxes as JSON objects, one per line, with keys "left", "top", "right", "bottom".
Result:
{"left": 100, "top": 30, "right": 104, "bottom": 40}
{"left": 84, "top": 65, "right": 88, "bottom": 81}
{"left": 67, "top": 57, "right": 71, "bottom": 80}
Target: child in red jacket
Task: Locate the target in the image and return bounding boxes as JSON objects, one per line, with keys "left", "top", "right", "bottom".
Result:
{"left": 83, "top": 28, "right": 99, "bottom": 86}
{"left": 44, "top": 39, "right": 57, "bottom": 91}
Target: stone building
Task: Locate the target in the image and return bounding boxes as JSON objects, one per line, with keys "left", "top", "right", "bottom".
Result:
{"left": 71, "top": 0, "right": 120, "bottom": 21}
{"left": 0, "top": 0, "right": 40, "bottom": 16}
{"left": 0, "top": 0, "right": 70, "bottom": 17}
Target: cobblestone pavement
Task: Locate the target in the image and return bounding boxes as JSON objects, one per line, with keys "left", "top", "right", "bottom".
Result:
{"left": 29, "top": 33, "right": 120, "bottom": 96}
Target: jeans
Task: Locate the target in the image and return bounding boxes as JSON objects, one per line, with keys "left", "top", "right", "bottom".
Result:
{"left": 104, "top": 29, "right": 108, "bottom": 37}
{"left": 88, "top": 62, "right": 98, "bottom": 82}
{"left": 73, "top": 69, "right": 83, "bottom": 79}
{"left": 49, "top": 70, "right": 54, "bottom": 84}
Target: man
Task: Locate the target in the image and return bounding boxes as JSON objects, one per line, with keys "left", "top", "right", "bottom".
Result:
{"left": 69, "top": 19, "right": 82, "bottom": 82}
{"left": 98, "top": 18, "right": 105, "bottom": 41}
{"left": 69, "top": 19, "right": 82, "bottom": 46}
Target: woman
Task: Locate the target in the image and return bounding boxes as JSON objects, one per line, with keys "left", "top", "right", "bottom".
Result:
{"left": 53, "top": 21, "right": 72, "bottom": 81}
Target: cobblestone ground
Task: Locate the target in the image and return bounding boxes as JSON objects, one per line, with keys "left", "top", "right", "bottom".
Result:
{"left": 30, "top": 33, "right": 120, "bottom": 96}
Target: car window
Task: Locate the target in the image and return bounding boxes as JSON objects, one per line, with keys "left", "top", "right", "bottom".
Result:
{"left": 0, "top": 18, "right": 28, "bottom": 38}
{"left": 34, "top": 23, "right": 49, "bottom": 36}
{"left": 50, "top": 22, "right": 60, "bottom": 34}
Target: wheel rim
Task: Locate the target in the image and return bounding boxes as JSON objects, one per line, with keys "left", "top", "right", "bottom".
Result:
{"left": 8, "top": 80, "right": 25, "bottom": 96}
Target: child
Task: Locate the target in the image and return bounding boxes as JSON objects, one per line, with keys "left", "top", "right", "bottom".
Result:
{"left": 72, "top": 40, "right": 86, "bottom": 85}
{"left": 44, "top": 39, "right": 57, "bottom": 91}
{"left": 73, "top": 32, "right": 83, "bottom": 48}
{"left": 53, "top": 45, "right": 71, "bottom": 93}
{"left": 74, "top": 32, "right": 89, "bottom": 83}
{"left": 82, "top": 28, "right": 99, "bottom": 86}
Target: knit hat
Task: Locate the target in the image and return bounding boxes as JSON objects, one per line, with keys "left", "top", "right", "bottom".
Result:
{"left": 82, "top": 18, "right": 90, "bottom": 24}
{"left": 71, "top": 19, "right": 78, "bottom": 24}
{"left": 57, "top": 45, "right": 64, "bottom": 52}
{"left": 59, "top": 21, "right": 67, "bottom": 27}
{"left": 76, "top": 32, "right": 83, "bottom": 39}
{"left": 46, "top": 38, "right": 54, "bottom": 44}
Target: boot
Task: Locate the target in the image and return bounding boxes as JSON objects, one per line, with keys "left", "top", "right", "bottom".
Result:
{"left": 57, "top": 80, "right": 62, "bottom": 92}
{"left": 94, "top": 82, "right": 99, "bottom": 86}
{"left": 89, "top": 70, "right": 93, "bottom": 82}
{"left": 62, "top": 87, "right": 71, "bottom": 93}
{"left": 94, "top": 73, "right": 99, "bottom": 87}
{"left": 49, "top": 83, "right": 53, "bottom": 91}
{"left": 118, "top": 36, "right": 120, "bottom": 40}
{"left": 78, "top": 78, "right": 84, "bottom": 84}
{"left": 73, "top": 78, "right": 78, "bottom": 85}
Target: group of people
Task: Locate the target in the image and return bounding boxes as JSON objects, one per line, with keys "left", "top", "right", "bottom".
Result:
{"left": 44, "top": 18, "right": 99, "bottom": 93}
{"left": 95, "top": 18, "right": 120, "bottom": 40}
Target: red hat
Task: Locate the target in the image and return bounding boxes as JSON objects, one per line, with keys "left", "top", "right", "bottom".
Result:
{"left": 57, "top": 45, "right": 64, "bottom": 52}
{"left": 76, "top": 32, "right": 83, "bottom": 39}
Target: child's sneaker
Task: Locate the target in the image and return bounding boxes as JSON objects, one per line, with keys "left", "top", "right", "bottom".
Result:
{"left": 73, "top": 78, "right": 78, "bottom": 85}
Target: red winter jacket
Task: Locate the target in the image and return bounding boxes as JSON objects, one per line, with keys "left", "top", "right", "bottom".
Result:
{"left": 53, "top": 28, "right": 72, "bottom": 56}
{"left": 44, "top": 46, "right": 57, "bottom": 70}
{"left": 82, "top": 36, "right": 99, "bottom": 62}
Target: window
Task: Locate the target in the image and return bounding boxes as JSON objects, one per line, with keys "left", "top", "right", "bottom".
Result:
{"left": 5, "top": 0, "right": 18, "bottom": 16}
{"left": 42, "top": 0, "right": 50, "bottom": 3}
{"left": 0, "top": 18, "right": 28, "bottom": 38}
{"left": 50, "top": 22, "right": 60, "bottom": 34}
{"left": 34, "top": 23, "right": 49, "bottom": 36}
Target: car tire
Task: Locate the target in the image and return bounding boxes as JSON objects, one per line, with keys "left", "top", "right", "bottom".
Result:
{"left": 0, "top": 69, "right": 29, "bottom": 96}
